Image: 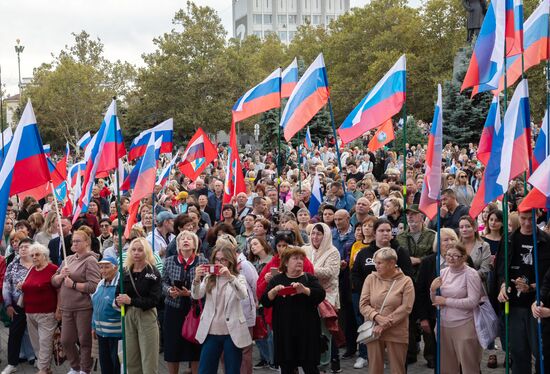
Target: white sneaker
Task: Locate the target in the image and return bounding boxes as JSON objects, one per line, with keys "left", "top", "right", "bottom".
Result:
{"left": 67, "top": 369, "right": 79, "bottom": 374}
{"left": 353, "top": 357, "right": 367, "bottom": 369}
{"left": 1, "top": 365, "right": 17, "bottom": 374}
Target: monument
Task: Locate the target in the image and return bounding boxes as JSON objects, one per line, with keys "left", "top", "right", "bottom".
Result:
{"left": 463, "top": 0, "right": 487, "bottom": 42}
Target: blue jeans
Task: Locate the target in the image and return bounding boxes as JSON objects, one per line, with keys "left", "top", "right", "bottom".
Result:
{"left": 97, "top": 335, "right": 120, "bottom": 374}
{"left": 351, "top": 292, "right": 368, "bottom": 359}
{"left": 199, "top": 334, "right": 242, "bottom": 374}
{"left": 256, "top": 328, "right": 273, "bottom": 364}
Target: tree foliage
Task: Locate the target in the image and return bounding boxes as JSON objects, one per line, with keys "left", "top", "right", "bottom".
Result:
{"left": 22, "top": 0, "right": 550, "bottom": 150}
{"left": 22, "top": 31, "right": 136, "bottom": 149}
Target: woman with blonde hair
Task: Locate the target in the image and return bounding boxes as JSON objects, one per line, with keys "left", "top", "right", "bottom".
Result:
{"left": 430, "top": 243, "right": 482, "bottom": 373}
{"left": 192, "top": 244, "right": 251, "bottom": 374}
{"left": 34, "top": 211, "right": 58, "bottom": 246}
{"left": 415, "top": 228, "right": 458, "bottom": 368}
{"left": 360, "top": 247, "right": 415, "bottom": 374}
{"left": 115, "top": 238, "right": 162, "bottom": 374}
{"left": 162, "top": 231, "right": 207, "bottom": 374}
{"left": 28, "top": 212, "right": 45, "bottom": 239}
{"left": 452, "top": 171, "right": 475, "bottom": 207}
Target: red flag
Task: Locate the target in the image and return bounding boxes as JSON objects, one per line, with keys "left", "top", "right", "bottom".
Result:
{"left": 367, "top": 119, "right": 394, "bottom": 152}
{"left": 223, "top": 119, "right": 246, "bottom": 204}
{"left": 177, "top": 128, "right": 218, "bottom": 182}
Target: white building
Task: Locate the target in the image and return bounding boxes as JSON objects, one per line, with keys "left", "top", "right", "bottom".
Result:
{"left": 233, "top": 0, "right": 350, "bottom": 43}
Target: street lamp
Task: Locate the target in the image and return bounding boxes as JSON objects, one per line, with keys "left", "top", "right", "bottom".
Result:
{"left": 14, "top": 39, "right": 24, "bottom": 98}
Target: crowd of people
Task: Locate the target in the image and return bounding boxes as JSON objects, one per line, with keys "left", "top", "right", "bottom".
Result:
{"left": 0, "top": 137, "right": 550, "bottom": 374}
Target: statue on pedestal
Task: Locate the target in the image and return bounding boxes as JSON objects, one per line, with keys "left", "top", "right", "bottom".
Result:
{"left": 463, "top": 0, "right": 487, "bottom": 42}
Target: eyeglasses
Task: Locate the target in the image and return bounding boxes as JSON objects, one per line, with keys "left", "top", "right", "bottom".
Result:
{"left": 214, "top": 258, "right": 229, "bottom": 264}
{"left": 445, "top": 254, "right": 463, "bottom": 260}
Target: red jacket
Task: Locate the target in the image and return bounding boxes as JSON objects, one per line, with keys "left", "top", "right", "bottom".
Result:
{"left": 256, "top": 254, "right": 315, "bottom": 327}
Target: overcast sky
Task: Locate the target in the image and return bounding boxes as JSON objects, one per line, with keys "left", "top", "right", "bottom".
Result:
{"left": 0, "top": 0, "right": 420, "bottom": 96}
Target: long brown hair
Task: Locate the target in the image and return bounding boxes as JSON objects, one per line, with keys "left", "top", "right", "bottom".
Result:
{"left": 205, "top": 244, "right": 239, "bottom": 294}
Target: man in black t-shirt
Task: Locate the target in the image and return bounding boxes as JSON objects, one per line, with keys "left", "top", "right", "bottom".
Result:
{"left": 497, "top": 211, "right": 550, "bottom": 374}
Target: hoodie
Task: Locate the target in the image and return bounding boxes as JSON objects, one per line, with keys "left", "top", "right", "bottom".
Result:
{"left": 52, "top": 251, "right": 101, "bottom": 312}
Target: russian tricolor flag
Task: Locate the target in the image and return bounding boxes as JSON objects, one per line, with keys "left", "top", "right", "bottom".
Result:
{"left": 281, "top": 53, "right": 329, "bottom": 141}
{"left": 122, "top": 138, "right": 162, "bottom": 191}
{"left": 95, "top": 101, "right": 126, "bottom": 175}
{"left": 505, "top": 0, "right": 524, "bottom": 57}
{"left": 74, "top": 100, "right": 116, "bottom": 219}
{"left": 338, "top": 55, "right": 406, "bottom": 145}
{"left": 470, "top": 80, "right": 531, "bottom": 218}
{"left": 497, "top": 0, "right": 549, "bottom": 94}
{"left": 497, "top": 79, "right": 531, "bottom": 187}
{"left": 477, "top": 96, "right": 500, "bottom": 166}
{"left": 533, "top": 110, "right": 549, "bottom": 171}
{"left": 309, "top": 173, "right": 323, "bottom": 216}
{"left": 77, "top": 131, "right": 92, "bottom": 150}
{"left": 282, "top": 58, "right": 299, "bottom": 98}
{"left": 128, "top": 118, "right": 173, "bottom": 161}
{"left": 0, "top": 127, "right": 13, "bottom": 165}
{"left": 518, "top": 154, "right": 550, "bottom": 212}
{"left": 462, "top": 0, "right": 506, "bottom": 94}
{"left": 0, "top": 101, "right": 50, "bottom": 231}
{"left": 157, "top": 151, "right": 179, "bottom": 188}
{"left": 232, "top": 68, "right": 281, "bottom": 123}
{"left": 43, "top": 144, "right": 51, "bottom": 158}
{"left": 419, "top": 85, "right": 443, "bottom": 220}
{"left": 125, "top": 135, "right": 158, "bottom": 238}
{"left": 304, "top": 126, "right": 313, "bottom": 150}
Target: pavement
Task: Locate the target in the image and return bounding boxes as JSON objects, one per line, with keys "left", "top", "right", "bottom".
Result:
{"left": 0, "top": 323, "right": 507, "bottom": 373}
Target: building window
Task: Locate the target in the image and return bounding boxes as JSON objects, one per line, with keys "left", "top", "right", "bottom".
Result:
{"left": 253, "top": 31, "right": 263, "bottom": 38}
{"left": 316, "top": 0, "right": 319, "bottom": 10}
{"left": 288, "top": 14, "right": 297, "bottom": 24}
{"left": 253, "top": 14, "right": 263, "bottom": 24}
{"left": 303, "top": 15, "right": 311, "bottom": 24}
{"left": 266, "top": 0, "right": 270, "bottom": 7}
{"left": 288, "top": 31, "right": 296, "bottom": 41}
{"left": 326, "top": 15, "right": 334, "bottom": 23}
{"left": 264, "top": 14, "right": 273, "bottom": 24}
{"left": 278, "top": 31, "right": 287, "bottom": 41}
{"left": 312, "top": 15, "right": 321, "bottom": 24}
{"left": 340, "top": 0, "right": 343, "bottom": 10}
{"left": 278, "top": 15, "right": 286, "bottom": 24}
{"left": 304, "top": 0, "right": 307, "bottom": 9}
{"left": 328, "top": 0, "right": 331, "bottom": 9}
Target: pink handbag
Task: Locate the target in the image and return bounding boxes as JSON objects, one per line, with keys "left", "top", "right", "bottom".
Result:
{"left": 181, "top": 300, "right": 202, "bottom": 344}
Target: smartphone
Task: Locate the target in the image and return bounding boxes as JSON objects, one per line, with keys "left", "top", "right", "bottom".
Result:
{"left": 173, "top": 280, "right": 184, "bottom": 289}
{"left": 278, "top": 286, "right": 297, "bottom": 296}
{"left": 270, "top": 267, "right": 279, "bottom": 276}
{"left": 205, "top": 264, "right": 221, "bottom": 275}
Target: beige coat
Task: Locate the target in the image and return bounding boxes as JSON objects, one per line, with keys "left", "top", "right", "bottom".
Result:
{"left": 359, "top": 270, "right": 415, "bottom": 344}
{"left": 191, "top": 274, "right": 252, "bottom": 348}
{"left": 304, "top": 222, "right": 341, "bottom": 309}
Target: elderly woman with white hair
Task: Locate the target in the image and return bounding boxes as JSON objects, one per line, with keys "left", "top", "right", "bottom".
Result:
{"left": 162, "top": 230, "right": 208, "bottom": 374}
{"left": 22, "top": 243, "right": 58, "bottom": 374}
{"left": 359, "top": 247, "right": 415, "bottom": 374}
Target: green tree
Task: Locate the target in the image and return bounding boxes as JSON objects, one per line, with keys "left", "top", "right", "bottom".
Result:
{"left": 126, "top": 2, "right": 230, "bottom": 140}
{"left": 393, "top": 115, "right": 427, "bottom": 152}
{"left": 442, "top": 45, "right": 493, "bottom": 146}
{"left": 22, "top": 31, "right": 136, "bottom": 149}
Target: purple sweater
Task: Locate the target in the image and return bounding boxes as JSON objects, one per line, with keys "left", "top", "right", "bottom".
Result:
{"left": 431, "top": 265, "right": 481, "bottom": 328}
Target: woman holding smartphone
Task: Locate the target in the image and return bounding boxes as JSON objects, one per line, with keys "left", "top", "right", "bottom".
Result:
{"left": 162, "top": 231, "right": 208, "bottom": 374}
{"left": 192, "top": 244, "right": 251, "bottom": 374}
